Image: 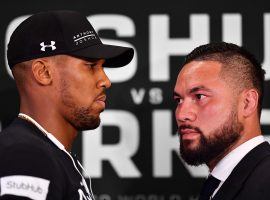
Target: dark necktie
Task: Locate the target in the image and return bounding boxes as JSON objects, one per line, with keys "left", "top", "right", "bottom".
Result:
{"left": 199, "top": 175, "right": 221, "bottom": 200}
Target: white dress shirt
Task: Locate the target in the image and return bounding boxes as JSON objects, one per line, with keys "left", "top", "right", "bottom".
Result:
{"left": 210, "top": 135, "right": 265, "bottom": 197}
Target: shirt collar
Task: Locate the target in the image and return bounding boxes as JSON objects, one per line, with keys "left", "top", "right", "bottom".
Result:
{"left": 211, "top": 135, "right": 265, "bottom": 181}
{"left": 18, "top": 113, "right": 65, "bottom": 151}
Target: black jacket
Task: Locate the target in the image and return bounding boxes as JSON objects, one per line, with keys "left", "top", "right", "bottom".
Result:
{"left": 0, "top": 117, "right": 93, "bottom": 200}
{"left": 212, "top": 141, "right": 270, "bottom": 200}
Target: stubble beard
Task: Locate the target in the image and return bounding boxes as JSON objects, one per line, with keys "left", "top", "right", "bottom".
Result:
{"left": 60, "top": 79, "right": 101, "bottom": 131}
{"left": 71, "top": 106, "right": 101, "bottom": 131}
{"left": 179, "top": 110, "right": 243, "bottom": 166}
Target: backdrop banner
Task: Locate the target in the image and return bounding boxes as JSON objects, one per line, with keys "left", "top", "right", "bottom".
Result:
{"left": 0, "top": 0, "right": 269, "bottom": 199}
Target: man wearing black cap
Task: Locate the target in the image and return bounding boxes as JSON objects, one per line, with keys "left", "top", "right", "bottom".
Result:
{"left": 0, "top": 10, "right": 134, "bottom": 200}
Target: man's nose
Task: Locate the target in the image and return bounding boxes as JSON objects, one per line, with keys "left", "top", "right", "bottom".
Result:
{"left": 175, "top": 101, "right": 197, "bottom": 123}
{"left": 97, "top": 68, "right": 112, "bottom": 89}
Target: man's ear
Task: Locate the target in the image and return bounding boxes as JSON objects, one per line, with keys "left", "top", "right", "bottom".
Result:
{"left": 240, "top": 89, "right": 259, "bottom": 118}
{"left": 31, "top": 59, "right": 52, "bottom": 85}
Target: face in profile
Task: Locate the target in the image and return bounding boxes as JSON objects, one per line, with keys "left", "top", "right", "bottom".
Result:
{"left": 53, "top": 55, "right": 111, "bottom": 131}
{"left": 173, "top": 60, "right": 243, "bottom": 166}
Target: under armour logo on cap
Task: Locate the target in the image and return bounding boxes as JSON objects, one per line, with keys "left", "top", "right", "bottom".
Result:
{"left": 40, "top": 41, "right": 56, "bottom": 51}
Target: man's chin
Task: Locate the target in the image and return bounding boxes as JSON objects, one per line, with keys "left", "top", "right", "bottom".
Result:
{"left": 180, "top": 138, "right": 205, "bottom": 166}
{"left": 181, "top": 136, "right": 200, "bottom": 150}
{"left": 180, "top": 149, "right": 205, "bottom": 166}
{"left": 76, "top": 117, "right": 101, "bottom": 131}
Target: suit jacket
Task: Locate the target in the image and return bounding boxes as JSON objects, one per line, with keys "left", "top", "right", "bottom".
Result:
{"left": 212, "top": 141, "right": 270, "bottom": 200}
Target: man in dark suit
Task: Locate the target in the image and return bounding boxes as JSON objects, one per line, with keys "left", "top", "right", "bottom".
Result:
{"left": 173, "top": 42, "right": 269, "bottom": 199}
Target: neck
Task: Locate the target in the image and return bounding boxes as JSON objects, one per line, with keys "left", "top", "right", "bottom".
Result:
{"left": 207, "top": 128, "right": 262, "bottom": 171}
{"left": 207, "top": 145, "right": 234, "bottom": 171}
{"left": 20, "top": 106, "right": 78, "bottom": 151}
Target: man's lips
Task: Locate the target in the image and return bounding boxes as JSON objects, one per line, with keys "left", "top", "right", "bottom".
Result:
{"left": 96, "top": 95, "right": 106, "bottom": 102}
{"left": 179, "top": 127, "right": 201, "bottom": 140}
{"left": 95, "top": 95, "right": 106, "bottom": 108}
{"left": 180, "top": 128, "right": 200, "bottom": 135}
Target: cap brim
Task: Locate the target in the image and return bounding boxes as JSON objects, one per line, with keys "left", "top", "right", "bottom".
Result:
{"left": 68, "top": 44, "right": 134, "bottom": 68}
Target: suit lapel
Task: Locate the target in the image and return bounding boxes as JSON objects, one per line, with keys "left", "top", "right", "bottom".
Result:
{"left": 212, "top": 142, "right": 270, "bottom": 200}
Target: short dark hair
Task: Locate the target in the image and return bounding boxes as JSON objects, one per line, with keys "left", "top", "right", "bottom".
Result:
{"left": 183, "top": 42, "right": 265, "bottom": 116}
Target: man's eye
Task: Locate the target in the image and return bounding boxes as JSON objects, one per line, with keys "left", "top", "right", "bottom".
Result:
{"left": 174, "top": 98, "right": 183, "bottom": 104}
{"left": 86, "top": 63, "right": 95, "bottom": 68}
{"left": 195, "top": 94, "right": 206, "bottom": 100}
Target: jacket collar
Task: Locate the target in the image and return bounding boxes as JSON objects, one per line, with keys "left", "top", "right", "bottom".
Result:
{"left": 212, "top": 142, "right": 270, "bottom": 200}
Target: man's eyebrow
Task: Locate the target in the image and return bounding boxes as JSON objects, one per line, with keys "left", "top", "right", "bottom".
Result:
{"left": 189, "top": 86, "right": 211, "bottom": 93}
{"left": 173, "top": 91, "right": 182, "bottom": 98}
{"left": 173, "top": 86, "right": 211, "bottom": 98}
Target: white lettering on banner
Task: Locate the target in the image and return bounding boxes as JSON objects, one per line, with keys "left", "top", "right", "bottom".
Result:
{"left": 130, "top": 88, "right": 146, "bottom": 105}
{"left": 149, "top": 88, "right": 163, "bottom": 104}
{"left": 153, "top": 110, "right": 208, "bottom": 177}
{"left": 88, "top": 15, "right": 137, "bottom": 83}
{"left": 261, "top": 109, "right": 270, "bottom": 125}
{"left": 149, "top": 14, "right": 210, "bottom": 81}
{"left": 222, "top": 14, "right": 242, "bottom": 45}
{"left": 82, "top": 110, "right": 141, "bottom": 178}
{"left": 130, "top": 88, "right": 163, "bottom": 105}
{"left": 5, "top": 15, "right": 30, "bottom": 78}
{"left": 263, "top": 14, "right": 270, "bottom": 80}
{"left": 153, "top": 110, "right": 177, "bottom": 177}
{"left": 4, "top": 13, "right": 270, "bottom": 81}
{"left": 0, "top": 175, "right": 50, "bottom": 200}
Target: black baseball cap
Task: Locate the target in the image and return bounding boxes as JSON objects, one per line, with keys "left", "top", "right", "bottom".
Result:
{"left": 7, "top": 10, "right": 134, "bottom": 68}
